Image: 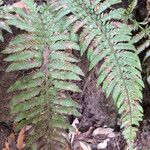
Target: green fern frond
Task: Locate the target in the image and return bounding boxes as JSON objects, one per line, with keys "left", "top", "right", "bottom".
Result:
{"left": 126, "top": 0, "right": 137, "bottom": 15}
{"left": 126, "top": 5, "right": 150, "bottom": 87}
{"left": 0, "top": 4, "right": 13, "bottom": 41}
{"left": 128, "top": 21, "right": 150, "bottom": 89}
{"left": 131, "top": 24, "right": 150, "bottom": 56}
{"left": 54, "top": 0, "right": 144, "bottom": 149}
{"left": 3, "top": 0, "right": 83, "bottom": 149}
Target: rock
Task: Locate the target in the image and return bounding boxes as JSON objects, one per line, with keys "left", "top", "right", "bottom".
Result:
{"left": 97, "top": 139, "right": 110, "bottom": 149}
{"left": 108, "top": 132, "right": 116, "bottom": 138}
{"left": 93, "top": 127, "right": 114, "bottom": 136}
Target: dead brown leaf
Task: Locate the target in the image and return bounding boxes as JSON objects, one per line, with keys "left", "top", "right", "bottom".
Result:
{"left": 79, "top": 141, "right": 92, "bottom": 150}
{"left": 17, "top": 128, "right": 25, "bottom": 150}
{"left": 92, "top": 127, "right": 114, "bottom": 136}
{"left": 2, "top": 142, "right": 10, "bottom": 150}
{"left": 65, "top": 142, "right": 72, "bottom": 150}
{"left": 12, "top": 1, "right": 27, "bottom": 9}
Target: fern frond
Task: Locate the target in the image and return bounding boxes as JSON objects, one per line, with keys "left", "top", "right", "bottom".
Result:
{"left": 3, "top": 0, "right": 83, "bottom": 149}
{"left": 0, "top": 4, "right": 13, "bottom": 41}
{"left": 131, "top": 24, "right": 150, "bottom": 56}
{"left": 54, "top": 0, "right": 144, "bottom": 148}
{"left": 126, "top": 6, "right": 150, "bottom": 86}
{"left": 128, "top": 20, "right": 150, "bottom": 91}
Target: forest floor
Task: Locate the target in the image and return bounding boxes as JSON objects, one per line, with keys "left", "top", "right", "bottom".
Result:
{"left": 0, "top": 0, "right": 150, "bottom": 150}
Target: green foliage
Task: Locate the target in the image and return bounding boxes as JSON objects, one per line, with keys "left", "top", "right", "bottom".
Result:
{"left": 3, "top": 0, "right": 83, "bottom": 148}
{"left": 133, "top": 24, "right": 150, "bottom": 87}
{"left": 127, "top": 2, "right": 150, "bottom": 86}
{"left": 53, "top": 0, "right": 144, "bottom": 149}
{"left": 2, "top": 0, "right": 149, "bottom": 149}
{"left": 0, "top": 2, "right": 13, "bottom": 41}
{"left": 126, "top": 0, "right": 150, "bottom": 61}
{"left": 127, "top": 0, "right": 137, "bottom": 14}
{"left": 132, "top": 24, "right": 150, "bottom": 57}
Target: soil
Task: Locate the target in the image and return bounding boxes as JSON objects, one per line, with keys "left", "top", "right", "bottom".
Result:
{"left": 0, "top": 0, "right": 150, "bottom": 150}
{"left": 77, "top": 65, "right": 117, "bottom": 132}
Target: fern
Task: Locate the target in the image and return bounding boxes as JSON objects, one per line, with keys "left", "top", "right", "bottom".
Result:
{"left": 126, "top": 1, "right": 150, "bottom": 84}
{"left": 132, "top": 24, "right": 150, "bottom": 86}
{"left": 126, "top": 0, "right": 150, "bottom": 60}
{"left": 0, "top": 0, "right": 12, "bottom": 41}
{"left": 3, "top": 0, "right": 83, "bottom": 149}
{"left": 2, "top": 0, "right": 147, "bottom": 149}
{"left": 132, "top": 24, "right": 150, "bottom": 58}
{"left": 53, "top": 0, "right": 144, "bottom": 149}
